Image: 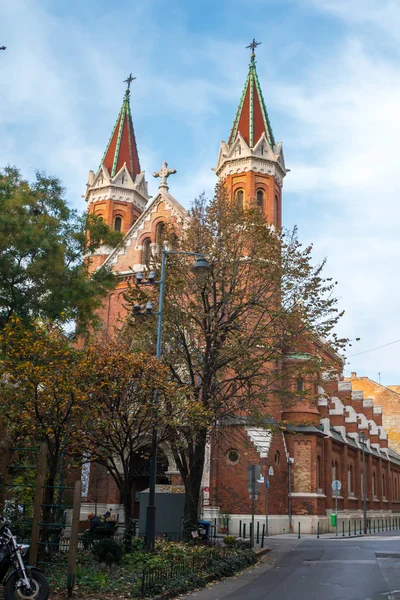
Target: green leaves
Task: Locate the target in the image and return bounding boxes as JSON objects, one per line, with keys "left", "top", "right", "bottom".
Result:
{"left": 0, "top": 166, "right": 122, "bottom": 333}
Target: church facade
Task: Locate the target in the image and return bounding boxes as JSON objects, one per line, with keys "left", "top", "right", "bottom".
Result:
{"left": 82, "top": 48, "right": 400, "bottom": 534}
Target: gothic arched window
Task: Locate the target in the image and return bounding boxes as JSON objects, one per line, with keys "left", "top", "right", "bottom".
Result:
{"left": 317, "top": 455, "right": 321, "bottom": 490}
{"left": 156, "top": 222, "right": 165, "bottom": 248}
{"left": 235, "top": 189, "right": 244, "bottom": 207}
{"left": 256, "top": 189, "right": 264, "bottom": 209}
{"left": 114, "top": 216, "right": 122, "bottom": 232}
{"left": 382, "top": 473, "right": 386, "bottom": 498}
{"left": 296, "top": 378, "right": 304, "bottom": 393}
{"left": 142, "top": 238, "right": 151, "bottom": 266}
{"left": 275, "top": 195, "right": 280, "bottom": 224}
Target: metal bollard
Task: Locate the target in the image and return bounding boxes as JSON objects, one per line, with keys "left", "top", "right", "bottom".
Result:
{"left": 348, "top": 521, "right": 351, "bottom": 537}
{"left": 360, "top": 521, "right": 362, "bottom": 535}
{"left": 354, "top": 520, "right": 356, "bottom": 536}
{"left": 298, "top": 522, "right": 301, "bottom": 539}
{"left": 317, "top": 522, "right": 320, "bottom": 539}
{"left": 342, "top": 521, "right": 345, "bottom": 537}
{"left": 239, "top": 520, "right": 242, "bottom": 537}
{"left": 243, "top": 523, "right": 246, "bottom": 539}
{"left": 261, "top": 524, "right": 265, "bottom": 548}
{"left": 257, "top": 521, "right": 260, "bottom": 544}
{"left": 374, "top": 520, "right": 375, "bottom": 533}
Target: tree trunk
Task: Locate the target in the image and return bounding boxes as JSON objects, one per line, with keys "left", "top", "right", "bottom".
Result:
{"left": 122, "top": 483, "right": 134, "bottom": 552}
{"left": 182, "top": 432, "right": 207, "bottom": 540}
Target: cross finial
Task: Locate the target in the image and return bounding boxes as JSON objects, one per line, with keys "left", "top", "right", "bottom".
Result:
{"left": 124, "top": 72, "right": 136, "bottom": 92}
{"left": 153, "top": 161, "right": 177, "bottom": 190}
{"left": 246, "top": 38, "right": 261, "bottom": 58}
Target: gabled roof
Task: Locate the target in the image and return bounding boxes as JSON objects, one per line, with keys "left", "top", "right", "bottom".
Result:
{"left": 228, "top": 52, "right": 275, "bottom": 150}
{"left": 100, "top": 88, "right": 141, "bottom": 180}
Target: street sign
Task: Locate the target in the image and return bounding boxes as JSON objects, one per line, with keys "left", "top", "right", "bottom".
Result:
{"left": 265, "top": 477, "right": 270, "bottom": 490}
{"left": 332, "top": 480, "right": 342, "bottom": 492}
{"left": 268, "top": 466, "right": 274, "bottom": 476}
{"left": 247, "top": 465, "right": 261, "bottom": 493}
{"left": 257, "top": 474, "right": 264, "bottom": 484}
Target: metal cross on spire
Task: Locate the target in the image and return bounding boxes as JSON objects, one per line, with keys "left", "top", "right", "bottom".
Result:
{"left": 124, "top": 72, "right": 136, "bottom": 91}
{"left": 153, "top": 161, "right": 177, "bottom": 190}
{"left": 246, "top": 38, "right": 261, "bottom": 58}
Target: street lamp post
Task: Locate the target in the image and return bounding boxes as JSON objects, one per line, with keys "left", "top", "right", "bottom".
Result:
{"left": 359, "top": 430, "right": 368, "bottom": 535}
{"left": 139, "top": 247, "right": 210, "bottom": 551}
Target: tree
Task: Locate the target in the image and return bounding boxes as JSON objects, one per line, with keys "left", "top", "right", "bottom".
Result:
{"left": 0, "top": 166, "right": 122, "bottom": 333}
{"left": 0, "top": 318, "right": 90, "bottom": 538}
{"left": 79, "top": 339, "right": 206, "bottom": 549}
{"left": 124, "top": 185, "right": 347, "bottom": 537}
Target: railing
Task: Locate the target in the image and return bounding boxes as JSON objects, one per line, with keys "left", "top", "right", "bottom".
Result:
{"left": 140, "top": 546, "right": 247, "bottom": 597}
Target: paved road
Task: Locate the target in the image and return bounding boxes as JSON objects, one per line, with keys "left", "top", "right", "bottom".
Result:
{"left": 182, "top": 533, "right": 400, "bottom": 600}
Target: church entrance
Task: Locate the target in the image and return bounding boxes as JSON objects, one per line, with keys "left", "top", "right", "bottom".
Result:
{"left": 131, "top": 446, "right": 169, "bottom": 518}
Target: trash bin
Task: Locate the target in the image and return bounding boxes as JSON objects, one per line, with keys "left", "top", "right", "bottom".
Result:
{"left": 198, "top": 520, "right": 211, "bottom": 540}
{"left": 330, "top": 514, "right": 337, "bottom": 527}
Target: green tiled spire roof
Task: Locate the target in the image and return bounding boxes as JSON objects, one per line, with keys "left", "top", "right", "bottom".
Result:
{"left": 101, "top": 84, "right": 141, "bottom": 179}
{"left": 228, "top": 42, "right": 275, "bottom": 149}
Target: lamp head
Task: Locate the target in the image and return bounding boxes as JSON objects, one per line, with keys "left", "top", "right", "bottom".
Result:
{"left": 132, "top": 304, "right": 141, "bottom": 313}
{"left": 145, "top": 301, "right": 154, "bottom": 313}
{"left": 147, "top": 271, "right": 156, "bottom": 284}
{"left": 136, "top": 272, "right": 144, "bottom": 284}
{"left": 192, "top": 255, "right": 210, "bottom": 282}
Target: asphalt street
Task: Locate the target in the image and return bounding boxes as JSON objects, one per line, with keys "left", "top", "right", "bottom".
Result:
{"left": 181, "top": 532, "right": 400, "bottom": 600}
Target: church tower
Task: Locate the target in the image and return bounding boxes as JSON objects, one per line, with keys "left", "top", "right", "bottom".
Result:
{"left": 85, "top": 74, "right": 150, "bottom": 270}
{"left": 215, "top": 40, "right": 287, "bottom": 228}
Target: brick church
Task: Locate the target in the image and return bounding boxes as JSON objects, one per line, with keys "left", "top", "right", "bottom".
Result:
{"left": 81, "top": 45, "right": 400, "bottom": 534}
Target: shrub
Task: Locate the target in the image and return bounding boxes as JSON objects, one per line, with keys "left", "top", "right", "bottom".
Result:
{"left": 224, "top": 535, "right": 236, "bottom": 547}
{"left": 92, "top": 538, "right": 123, "bottom": 566}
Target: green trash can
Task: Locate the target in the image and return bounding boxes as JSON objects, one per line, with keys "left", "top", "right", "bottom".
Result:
{"left": 331, "top": 514, "right": 337, "bottom": 527}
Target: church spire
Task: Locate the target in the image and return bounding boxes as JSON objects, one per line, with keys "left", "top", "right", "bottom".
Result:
{"left": 228, "top": 39, "right": 275, "bottom": 149}
{"left": 100, "top": 73, "right": 141, "bottom": 179}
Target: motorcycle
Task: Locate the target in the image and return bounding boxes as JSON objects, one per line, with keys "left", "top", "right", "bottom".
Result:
{"left": 0, "top": 517, "right": 49, "bottom": 600}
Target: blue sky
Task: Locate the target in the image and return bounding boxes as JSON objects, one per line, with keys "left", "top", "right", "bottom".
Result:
{"left": 1, "top": 0, "right": 400, "bottom": 385}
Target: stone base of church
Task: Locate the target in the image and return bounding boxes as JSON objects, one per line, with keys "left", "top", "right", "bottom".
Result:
{"left": 203, "top": 506, "right": 400, "bottom": 536}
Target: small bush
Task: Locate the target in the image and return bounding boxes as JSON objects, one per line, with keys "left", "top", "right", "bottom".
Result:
{"left": 92, "top": 538, "right": 123, "bottom": 566}
{"left": 224, "top": 535, "right": 236, "bottom": 547}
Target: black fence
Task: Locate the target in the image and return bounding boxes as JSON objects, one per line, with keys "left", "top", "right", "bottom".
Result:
{"left": 140, "top": 545, "right": 251, "bottom": 596}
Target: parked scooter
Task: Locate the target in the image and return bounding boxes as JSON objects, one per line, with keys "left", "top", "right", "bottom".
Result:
{"left": 0, "top": 517, "right": 49, "bottom": 599}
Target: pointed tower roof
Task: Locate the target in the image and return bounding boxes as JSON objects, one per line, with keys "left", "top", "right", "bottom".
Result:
{"left": 100, "top": 73, "right": 141, "bottom": 179}
{"left": 228, "top": 39, "right": 275, "bottom": 150}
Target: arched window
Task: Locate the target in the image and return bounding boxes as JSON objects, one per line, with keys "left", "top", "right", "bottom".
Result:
{"left": 395, "top": 477, "right": 398, "bottom": 500}
{"left": 348, "top": 465, "right": 353, "bottom": 494}
{"left": 382, "top": 473, "right": 386, "bottom": 498}
{"left": 142, "top": 238, "right": 151, "bottom": 266}
{"left": 296, "top": 378, "right": 304, "bottom": 393}
{"left": 335, "top": 460, "right": 339, "bottom": 482}
{"left": 332, "top": 461, "right": 336, "bottom": 482}
{"left": 256, "top": 189, "right": 264, "bottom": 209}
{"left": 156, "top": 222, "right": 165, "bottom": 249}
{"left": 317, "top": 456, "right": 321, "bottom": 491}
{"left": 235, "top": 189, "right": 244, "bottom": 207}
{"left": 121, "top": 174, "right": 125, "bottom": 184}
{"left": 372, "top": 472, "right": 376, "bottom": 497}
{"left": 275, "top": 195, "right": 280, "bottom": 224}
{"left": 114, "top": 216, "right": 122, "bottom": 232}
